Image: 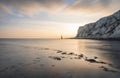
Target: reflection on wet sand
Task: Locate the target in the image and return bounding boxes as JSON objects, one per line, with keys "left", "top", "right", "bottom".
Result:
{"left": 0, "top": 39, "right": 120, "bottom": 78}
{"left": 78, "top": 40, "right": 120, "bottom": 73}
{"left": 47, "top": 47, "right": 120, "bottom": 73}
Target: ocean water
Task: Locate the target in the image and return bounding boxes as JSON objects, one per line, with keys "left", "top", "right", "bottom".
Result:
{"left": 0, "top": 39, "right": 120, "bottom": 78}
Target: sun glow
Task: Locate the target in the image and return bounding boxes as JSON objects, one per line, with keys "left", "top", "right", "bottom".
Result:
{"left": 62, "top": 24, "right": 80, "bottom": 38}
{"left": 0, "top": 0, "right": 119, "bottom": 38}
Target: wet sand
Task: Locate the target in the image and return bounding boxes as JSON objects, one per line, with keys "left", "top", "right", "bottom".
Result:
{"left": 0, "top": 39, "right": 120, "bottom": 78}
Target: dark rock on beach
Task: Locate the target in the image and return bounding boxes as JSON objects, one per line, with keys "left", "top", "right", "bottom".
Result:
{"left": 49, "top": 56, "right": 62, "bottom": 61}
{"left": 100, "top": 66, "right": 119, "bottom": 73}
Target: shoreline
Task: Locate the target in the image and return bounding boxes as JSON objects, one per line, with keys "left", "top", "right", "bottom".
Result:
{"left": 0, "top": 38, "right": 120, "bottom": 41}
{"left": 68, "top": 37, "right": 120, "bottom": 41}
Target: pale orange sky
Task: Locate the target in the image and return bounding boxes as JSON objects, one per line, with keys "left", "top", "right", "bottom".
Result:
{"left": 0, "top": 0, "right": 120, "bottom": 38}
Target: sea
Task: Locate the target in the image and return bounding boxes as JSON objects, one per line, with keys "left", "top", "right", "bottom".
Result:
{"left": 0, "top": 39, "right": 120, "bottom": 78}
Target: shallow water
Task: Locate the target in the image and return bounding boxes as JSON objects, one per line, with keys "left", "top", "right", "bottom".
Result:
{"left": 0, "top": 39, "right": 120, "bottom": 78}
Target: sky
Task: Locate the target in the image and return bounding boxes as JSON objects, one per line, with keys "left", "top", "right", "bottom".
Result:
{"left": 0, "top": 0, "right": 120, "bottom": 38}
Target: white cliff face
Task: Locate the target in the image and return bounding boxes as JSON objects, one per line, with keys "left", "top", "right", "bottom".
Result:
{"left": 76, "top": 10, "right": 120, "bottom": 39}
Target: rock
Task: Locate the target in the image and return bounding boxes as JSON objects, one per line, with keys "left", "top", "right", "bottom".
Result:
{"left": 68, "top": 52, "right": 74, "bottom": 55}
{"left": 49, "top": 56, "right": 62, "bottom": 61}
{"left": 61, "top": 52, "right": 67, "bottom": 55}
{"left": 78, "top": 54, "right": 84, "bottom": 58}
{"left": 100, "top": 66, "right": 108, "bottom": 71}
{"left": 77, "top": 54, "right": 84, "bottom": 59}
{"left": 84, "top": 57, "right": 107, "bottom": 64}
{"left": 100, "top": 66, "right": 118, "bottom": 73}
{"left": 57, "top": 50, "right": 63, "bottom": 53}
{"left": 94, "top": 56, "right": 98, "bottom": 59}
{"left": 76, "top": 10, "right": 120, "bottom": 39}
{"left": 51, "top": 65, "right": 55, "bottom": 67}
{"left": 85, "top": 59, "right": 97, "bottom": 63}
{"left": 53, "top": 57, "right": 61, "bottom": 60}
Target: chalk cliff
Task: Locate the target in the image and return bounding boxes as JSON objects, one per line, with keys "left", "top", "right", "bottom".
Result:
{"left": 76, "top": 10, "right": 120, "bottom": 39}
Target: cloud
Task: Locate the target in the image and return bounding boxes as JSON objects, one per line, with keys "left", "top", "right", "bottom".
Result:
{"left": 0, "top": 3, "right": 13, "bottom": 14}
{"left": 0, "top": 0, "right": 67, "bottom": 16}
{"left": 65, "top": 0, "right": 120, "bottom": 15}
{"left": 0, "top": 0, "right": 120, "bottom": 16}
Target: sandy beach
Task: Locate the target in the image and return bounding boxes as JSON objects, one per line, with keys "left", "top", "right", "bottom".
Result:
{"left": 0, "top": 39, "right": 120, "bottom": 78}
